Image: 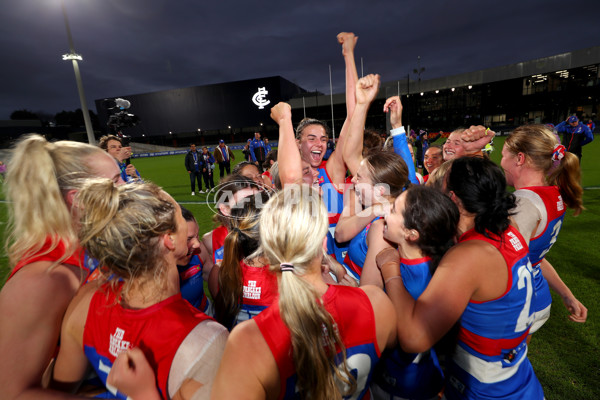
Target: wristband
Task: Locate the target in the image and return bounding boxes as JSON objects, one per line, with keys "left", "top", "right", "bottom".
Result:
{"left": 384, "top": 275, "right": 403, "bottom": 286}
{"left": 390, "top": 126, "right": 406, "bottom": 137}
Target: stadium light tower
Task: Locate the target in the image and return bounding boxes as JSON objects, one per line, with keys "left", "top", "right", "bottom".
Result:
{"left": 413, "top": 55, "right": 425, "bottom": 92}
{"left": 61, "top": 0, "right": 95, "bottom": 145}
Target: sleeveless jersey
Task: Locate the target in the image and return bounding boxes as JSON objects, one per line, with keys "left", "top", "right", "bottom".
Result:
{"left": 10, "top": 236, "right": 86, "bottom": 281}
{"left": 236, "top": 260, "right": 278, "bottom": 324}
{"left": 318, "top": 161, "right": 350, "bottom": 265}
{"left": 444, "top": 227, "right": 544, "bottom": 400}
{"left": 212, "top": 225, "right": 229, "bottom": 265}
{"left": 178, "top": 254, "right": 209, "bottom": 313}
{"left": 372, "top": 257, "right": 444, "bottom": 399}
{"left": 254, "top": 285, "right": 381, "bottom": 399}
{"left": 343, "top": 218, "right": 379, "bottom": 281}
{"left": 82, "top": 284, "right": 212, "bottom": 399}
{"left": 517, "top": 186, "right": 566, "bottom": 332}
{"left": 519, "top": 186, "right": 565, "bottom": 267}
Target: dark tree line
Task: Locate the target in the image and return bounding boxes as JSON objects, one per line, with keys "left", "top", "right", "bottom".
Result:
{"left": 10, "top": 109, "right": 100, "bottom": 129}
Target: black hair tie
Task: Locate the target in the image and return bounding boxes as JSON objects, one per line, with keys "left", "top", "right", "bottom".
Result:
{"left": 280, "top": 263, "right": 294, "bottom": 272}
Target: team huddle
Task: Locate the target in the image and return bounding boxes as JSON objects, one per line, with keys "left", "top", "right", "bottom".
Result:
{"left": 0, "top": 32, "right": 589, "bottom": 400}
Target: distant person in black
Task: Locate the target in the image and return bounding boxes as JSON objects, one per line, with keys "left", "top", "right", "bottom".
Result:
{"left": 242, "top": 139, "right": 252, "bottom": 162}
{"left": 184, "top": 143, "right": 204, "bottom": 195}
{"left": 249, "top": 132, "right": 267, "bottom": 172}
{"left": 201, "top": 146, "right": 216, "bottom": 189}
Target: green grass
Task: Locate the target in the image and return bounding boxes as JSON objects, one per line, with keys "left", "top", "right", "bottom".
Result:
{"left": 125, "top": 151, "right": 247, "bottom": 235}
{"left": 1, "top": 142, "right": 599, "bottom": 399}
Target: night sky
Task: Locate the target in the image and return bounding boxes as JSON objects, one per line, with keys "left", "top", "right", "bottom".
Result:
{"left": 1, "top": 0, "right": 598, "bottom": 120}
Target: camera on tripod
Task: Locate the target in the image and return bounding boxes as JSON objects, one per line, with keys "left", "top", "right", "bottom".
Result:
{"left": 103, "top": 98, "right": 139, "bottom": 162}
{"left": 103, "top": 98, "right": 140, "bottom": 135}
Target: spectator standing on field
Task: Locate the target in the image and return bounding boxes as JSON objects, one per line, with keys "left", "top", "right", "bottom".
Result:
{"left": 185, "top": 143, "right": 204, "bottom": 195}
{"left": 242, "top": 139, "right": 252, "bottom": 161}
{"left": 201, "top": 146, "right": 216, "bottom": 190}
{"left": 556, "top": 115, "right": 594, "bottom": 163}
{"left": 249, "top": 131, "right": 267, "bottom": 172}
{"left": 264, "top": 137, "right": 272, "bottom": 154}
{"left": 213, "top": 139, "right": 235, "bottom": 178}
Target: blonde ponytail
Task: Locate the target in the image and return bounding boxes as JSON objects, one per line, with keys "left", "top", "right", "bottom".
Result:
{"left": 506, "top": 125, "right": 583, "bottom": 215}
{"left": 260, "top": 186, "right": 356, "bottom": 399}
{"left": 4, "top": 134, "right": 105, "bottom": 269}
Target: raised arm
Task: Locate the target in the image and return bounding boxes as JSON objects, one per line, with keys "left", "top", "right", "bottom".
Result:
{"left": 343, "top": 74, "right": 381, "bottom": 177}
{"left": 324, "top": 32, "right": 360, "bottom": 187}
{"left": 460, "top": 125, "right": 495, "bottom": 155}
{"left": 337, "top": 32, "right": 359, "bottom": 120}
{"left": 383, "top": 96, "right": 418, "bottom": 184}
{"left": 270, "top": 102, "right": 303, "bottom": 186}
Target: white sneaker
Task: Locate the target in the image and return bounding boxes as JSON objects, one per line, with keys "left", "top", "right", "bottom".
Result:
{"left": 199, "top": 190, "right": 205, "bottom": 193}
{"left": 191, "top": 191, "right": 195, "bottom": 196}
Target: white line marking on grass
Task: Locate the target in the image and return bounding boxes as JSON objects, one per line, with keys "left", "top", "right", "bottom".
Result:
{"left": 177, "top": 201, "right": 217, "bottom": 205}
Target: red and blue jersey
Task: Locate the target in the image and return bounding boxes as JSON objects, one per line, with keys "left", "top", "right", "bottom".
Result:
{"left": 520, "top": 186, "right": 566, "bottom": 267}
{"left": 178, "top": 254, "right": 209, "bottom": 313}
{"left": 372, "top": 256, "right": 444, "bottom": 399}
{"left": 254, "top": 285, "right": 381, "bottom": 399}
{"left": 444, "top": 227, "right": 544, "bottom": 400}
{"left": 82, "top": 284, "right": 212, "bottom": 399}
{"left": 236, "top": 261, "right": 278, "bottom": 324}
{"left": 212, "top": 225, "right": 229, "bottom": 265}
{"left": 517, "top": 186, "right": 566, "bottom": 329}
{"left": 343, "top": 218, "right": 379, "bottom": 281}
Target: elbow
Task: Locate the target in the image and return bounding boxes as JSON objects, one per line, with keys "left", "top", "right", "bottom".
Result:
{"left": 400, "top": 341, "right": 430, "bottom": 354}
{"left": 334, "top": 228, "right": 350, "bottom": 243}
{"left": 396, "top": 329, "right": 433, "bottom": 354}
{"left": 334, "top": 220, "right": 352, "bottom": 242}
{"left": 280, "top": 172, "right": 303, "bottom": 188}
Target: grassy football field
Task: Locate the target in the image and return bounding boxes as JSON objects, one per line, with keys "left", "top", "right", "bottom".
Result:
{"left": 0, "top": 136, "right": 598, "bottom": 399}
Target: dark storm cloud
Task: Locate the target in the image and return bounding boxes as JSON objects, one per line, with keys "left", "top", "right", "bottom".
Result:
{"left": 0, "top": 0, "right": 598, "bottom": 119}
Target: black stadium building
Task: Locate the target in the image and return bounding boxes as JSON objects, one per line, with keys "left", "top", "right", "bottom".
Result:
{"left": 95, "top": 76, "right": 310, "bottom": 146}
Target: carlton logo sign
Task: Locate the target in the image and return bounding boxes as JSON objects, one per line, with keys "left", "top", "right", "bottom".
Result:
{"left": 252, "top": 87, "right": 270, "bottom": 109}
